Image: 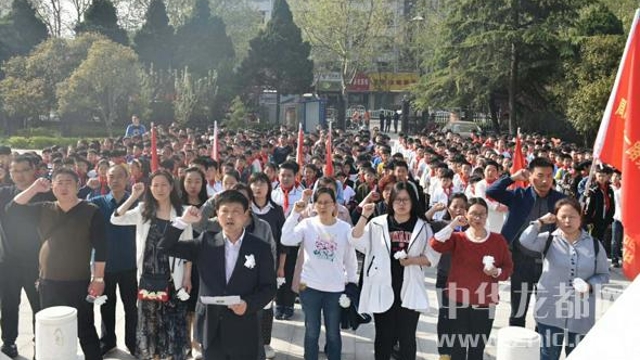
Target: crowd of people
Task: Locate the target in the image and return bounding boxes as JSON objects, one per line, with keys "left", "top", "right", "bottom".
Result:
{"left": 0, "top": 114, "right": 618, "bottom": 360}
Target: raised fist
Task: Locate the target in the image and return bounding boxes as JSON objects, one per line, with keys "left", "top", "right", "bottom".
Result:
{"left": 132, "top": 182, "right": 145, "bottom": 198}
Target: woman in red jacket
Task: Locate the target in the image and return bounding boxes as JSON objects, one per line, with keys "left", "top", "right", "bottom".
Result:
{"left": 430, "top": 197, "right": 513, "bottom": 360}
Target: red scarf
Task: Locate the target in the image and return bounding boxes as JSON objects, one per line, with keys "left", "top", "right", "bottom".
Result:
{"left": 443, "top": 185, "right": 453, "bottom": 198}
{"left": 281, "top": 182, "right": 300, "bottom": 213}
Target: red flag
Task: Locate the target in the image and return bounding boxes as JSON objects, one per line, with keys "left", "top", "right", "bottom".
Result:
{"left": 150, "top": 122, "right": 159, "bottom": 172}
{"left": 211, "top": 121, "right": 219, "bottom": 161}
{"left": 296, "top": 123, "right": 304, "bottom": 170}
{"left": 593, "top": 9, "right": 640, "bottom": 280}
{"left": 510, "top": 130, "right": 526, "bottom": 189}
{"left": 326, "top": 122, "right": 334, "bottom": 176}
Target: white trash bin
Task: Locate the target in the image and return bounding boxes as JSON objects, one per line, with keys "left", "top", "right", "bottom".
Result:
{"left": 497, "top": 326, "right": 541, "bottom": 360}
{"left": 35, "top": 306, "right": 84, "bottom": 360}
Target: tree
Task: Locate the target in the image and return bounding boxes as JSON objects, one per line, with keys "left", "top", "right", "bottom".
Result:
{"left": 414, "top": 0, "right": 585, "bottom": 134}
{"left": 225, "top": 95, "right": 248, "bottom": 128}
{"left": 133, "top": 0, "right": 174, "bottom": 69}
{"left": 239, "top": 0, "right": 313, "bottom": 124}
{"left": 75, "top": 0, "right": 129, "bottom": 45}
{"left": 173, "top": 0, "right": 234, "bottom": 78}
{"left": 30, "top": 0, "right": 64, "bottom": 37}
{"left": 1, "top": 0, "right": 48, "bottom": 57}
{"left": 57, "top": 39, "right": 140, "bottom": 136}
{"left": 209, "top": 0, "right": 263, "bottom": 61}
{"left": 173, "top": 67, "right": 217, "bottom": 125}
{"left": 289, "top": 0, "right": 391, "bottom": 129}
{"left": 565, "top": 4, "right": 625, "bottom": 143}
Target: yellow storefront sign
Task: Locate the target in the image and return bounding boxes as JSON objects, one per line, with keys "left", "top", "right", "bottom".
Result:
{"left": 368, "top": 72, "right": 418, "bottom": 92}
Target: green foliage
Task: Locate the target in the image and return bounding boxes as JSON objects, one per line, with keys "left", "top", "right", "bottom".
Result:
{"left": 414, "top": 0, "right": 585, "bottom": 134}
{"left": 565, "top": 34, "right": 624, "bottom": 139}
{"left": 239, "top": 0, "right": 313, "bottom": 95}
{"left": 136, "top": 66, "right": 176, "bottom": 122}
{"left": 173, "top": 0, "right": 235, "bottom": 78}
{"left": 133, "top": 0, "right": 174, "bottom": 70}
{"left": 57, "top": 39, "right": 140, "bottom": 137}
{"left": 75, "top": 0, "right": 129, "bottom": 45}
{"left": 574, "top": 3, "right": 624, "bottom": 36}
{"left": 0, "top": 34, "right": 105, "bottom": 120}
{"left": 209, "top": 0, "right": 264, "bottom": 61}
{"left": 5, "top": 136, "right": 80, "bottom": 148}
{"left": 0, "top": 0, "right": 48, "bottom": 66}
{"left": 173, "top": 67, "right": 218, "bottom": 125}
{"left": 224, "top": 95, "right": 248, "bottom": 129}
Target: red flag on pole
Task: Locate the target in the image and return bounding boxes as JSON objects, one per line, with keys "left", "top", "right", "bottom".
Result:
{"left": 150, "top": 122, "right": 159, "bottom": 172}
{"left": 326, "top": 122, "right": 334, "bottom": 176}
{"left": 211, "top": 121, "right": 219, "bottom": 161}
{"left": 296, "top": 123, "right": 304, "bottom": 170}
{"left": 510, "top": 129, "right": 526, "bottom": 189}
{"left": 593, "top": 9, "right": 640, "bottom": 280}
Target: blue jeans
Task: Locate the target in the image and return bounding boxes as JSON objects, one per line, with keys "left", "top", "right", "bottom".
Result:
{"left": 538, "top": 322, "right": 584, "bottom": 360}
{"left": 299, "top": 287, "right": 342, "bottom": 360}
{"left": 612, "top": 220, "right": 624, "bottom": 262}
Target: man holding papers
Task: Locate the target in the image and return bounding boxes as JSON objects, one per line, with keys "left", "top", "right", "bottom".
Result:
{"left": 159, "top": 190, "right": 276, "bottom": 360}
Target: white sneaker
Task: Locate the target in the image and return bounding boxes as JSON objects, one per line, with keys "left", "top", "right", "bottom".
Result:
{"left": 192, "top": 347, "right": 203, "bottom": 360}
{"left": 264, "top": 344, "right": 276, "bottom": 359}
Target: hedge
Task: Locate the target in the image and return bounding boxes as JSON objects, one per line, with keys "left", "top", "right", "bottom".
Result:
{"left": 5, "top": 136, "right": 81, "bottom": 149}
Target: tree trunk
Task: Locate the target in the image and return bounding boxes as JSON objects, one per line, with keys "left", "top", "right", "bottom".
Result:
{"left": 489, "top": 92, "right": 501, "bottom": 134}
{"left": 275, "top": 92, "right": 281, "bottom": 126}
{"left": 338, "top": 87, "right": 347, "bottom": 130}
{"left": 508, "top": 0, "right": 519, "bottom": 136}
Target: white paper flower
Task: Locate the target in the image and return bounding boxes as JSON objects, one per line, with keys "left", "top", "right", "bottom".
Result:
{"left": 339, "top": 294, "right": 351, "bottom": 308}
{"left": 482, "top": 255, "right": 495, "bottom": 270}
{"left": 277, "top": 277, "right": 286, "bottom": 288}
{"left": 177, "top": 288, "right": 190, "bottom": 301}
{"left": 93, "top": 295, "right": 108, "bottom": 306}
{"left": 573, "top": 278, "right": 589, "bottom": 294}
{"left": 244, "top": 254, "right": 256, "bottom": 269}
{"left": 393, "top": 250, "right": 408, "bottom": 260}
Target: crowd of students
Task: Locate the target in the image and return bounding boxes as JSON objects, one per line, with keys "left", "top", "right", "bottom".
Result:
{"left": 0, "top": 117, "right": 617, "bottom": 360}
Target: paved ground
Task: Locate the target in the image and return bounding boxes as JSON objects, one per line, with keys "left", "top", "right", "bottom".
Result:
{"left": 2, "top": 264, "right": 629, "bottom": 360}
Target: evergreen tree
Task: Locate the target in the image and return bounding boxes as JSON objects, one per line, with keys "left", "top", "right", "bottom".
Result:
{"left": 239, "top": 0, "right": 313, "bottom": 123}
{"left": 133, "top": 0, "right": 174, "bottom": 70}
{"left": 75, "top": 0, "right": 129, "bottom": 45}
{"left": 173, "top": 0, "right": 234, "bottom": 78}
{"left": 1, "top": 0, "right": 48, "bottom": 58}
{"left": 414, "top": 0, "right": 585, "bottom": 134}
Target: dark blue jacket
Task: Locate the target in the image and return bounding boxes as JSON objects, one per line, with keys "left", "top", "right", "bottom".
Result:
{"left": 486, "top": 176, "right": 565, "bottom": 245}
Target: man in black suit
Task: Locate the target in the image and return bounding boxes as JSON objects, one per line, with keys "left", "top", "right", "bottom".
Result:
{"left": 159, "top": 190, "right": 276, "bottom": 360}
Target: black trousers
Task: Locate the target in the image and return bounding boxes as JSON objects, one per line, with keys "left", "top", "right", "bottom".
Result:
{"left": 204, "top": 335, "right": 256, "bottom": 360}
{"left": 449, "top": 304, "right": 494, "bottom": 360}
{"left": 276, "top": 247, "right": 298, "bottom": 310}
{"left": 38, "top": 279, "right": 102, "bottom": 360}
{"left": 373, "top": 300, "right": 420, "bottom": 360}
{"left": 509, "top": 247, "right": 542, "bottom": 327}
{"left": 0, "top": 263, "right": 40, "bottom": 345}
{"left": 100, "top": 269, "right": 138, "bottom": 351}
{"left": 436, "top": 274, "right": 452, "bottom": 356}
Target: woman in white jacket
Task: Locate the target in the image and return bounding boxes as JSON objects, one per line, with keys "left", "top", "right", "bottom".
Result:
{"left": 111, "top": 170, "right": 193, "bottom": 360}
{"left": 350, "top": 181, "right": 440, "bottom": 360}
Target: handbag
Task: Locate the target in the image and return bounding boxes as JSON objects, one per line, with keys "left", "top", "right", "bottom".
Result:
{"left": 138, "top": 239, "right": 176, "bottom": 302}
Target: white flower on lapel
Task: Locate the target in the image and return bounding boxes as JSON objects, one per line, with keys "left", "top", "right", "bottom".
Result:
{"left": 244, "top": 254, "right": 256, "bottom": 269}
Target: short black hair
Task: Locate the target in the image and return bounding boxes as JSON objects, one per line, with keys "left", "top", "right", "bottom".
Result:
{"left": 51, "top": 167, "right": 79, "bottom": 183}
{"left": 215, "top": 190, "right": 250, "bottom": 212}
{"left": 528, "top": 157, "right": 554, "bottom": 171}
